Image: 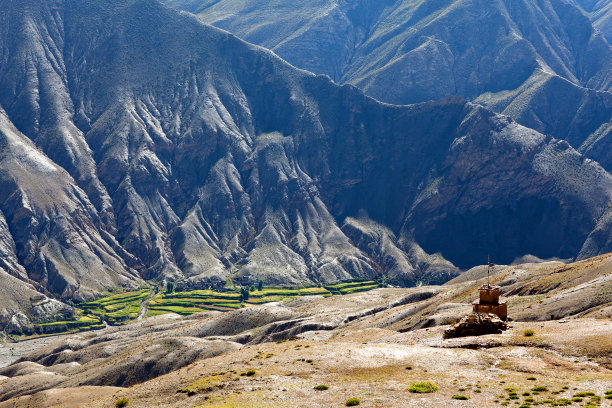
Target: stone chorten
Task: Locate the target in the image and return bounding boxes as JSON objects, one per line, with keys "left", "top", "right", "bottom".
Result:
{"left": 472, "top": 284, "right": 507, "bottom": 320}
{"left": 472, "top": 257, "right": 507, "bottom": 320}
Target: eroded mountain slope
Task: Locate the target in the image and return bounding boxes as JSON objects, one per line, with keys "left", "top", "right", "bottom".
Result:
{"left": 166, "top": 0, "right": 612, "bottom": 170}
{"left": 1, "top": 0, "right": 612, "bottom": 325}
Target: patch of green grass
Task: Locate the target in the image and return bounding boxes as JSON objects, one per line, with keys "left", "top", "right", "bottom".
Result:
{"left": 409, "top": 382, "right": 438, "bottom": 393}
{"left": 314, "top": 385, "right": 329, "bottom": 391}
{"left": 531, "top": 386, "right": 548, "bottom": 392}
{"left": 452, "top": 395, "right": 469, "bottom": 400}
{"left": 345, "top": 398, "right": 360, "bottom": 406}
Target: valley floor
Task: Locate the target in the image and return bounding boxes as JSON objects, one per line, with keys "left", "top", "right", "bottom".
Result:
{"left": 0, "top": 255, "right": 611, "bottom": 407}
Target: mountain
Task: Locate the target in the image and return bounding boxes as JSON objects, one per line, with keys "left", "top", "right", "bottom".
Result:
{"left": 2, "top": 0, "right": 612, "bottom": 327}
{"left": 572, "top": 0, "right": 612, "bottom": 44}
{"left": 164, "top": 0, "right": 612, "bottom": 170}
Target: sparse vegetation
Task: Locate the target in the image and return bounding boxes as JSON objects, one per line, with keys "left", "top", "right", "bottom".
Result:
{"left": 345, "top": 398, "right": 361, "bottom": 406}
{"left": 409, "top": 382, "right": 438, "bottom": 393}
{"left": 115, "top": 398, "right": 130, "bottom": 408}
{"left": 523, "top": 329, "right": 535, "bottom": 337}
{"left": 531, "top": 386, "right": 548, "bottom": 392}
{"left": 314, "top": 385, "right": 329, "bottom": 391}
{"left": 452, "top": 395, "right": 469, "bottom": 400}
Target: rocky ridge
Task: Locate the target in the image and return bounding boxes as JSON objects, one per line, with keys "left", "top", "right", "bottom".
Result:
{"left": 165, "top": 0, "right": 612, "bottom": 171}
{"left": 1, "top": 0, "right": 612, "bottom": 327}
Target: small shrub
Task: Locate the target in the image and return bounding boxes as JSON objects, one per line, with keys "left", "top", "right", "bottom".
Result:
{"left": 531, "top": 386, "right": 548, "bottom": 392}
{"left": 115, "top": 398, "right": 130, "bottom": 408}
{"left": 405, "top": 365, "right": 412, "bottom": 370}
{"left": 409, "top": 382, "right": 438, "bottom": 393}
{"left": 458, "top": 387, "right": 466, "bottom": 391}
{"left": 523, "top": 329, "right": 535, "bottom": 337}
{"left": 245, "top": 370, "right": 256, "bottom": 376}
{"left": 573, "top": 392, "right": 595, "bottom": 397}
{"left": 452, "top": 395, "right": 469, "bottom": 400}
{"left": 345, "top": 398, "right": 360, "bottom": 406}
{"left": 474, "top": 389, "right": 481, "bottom": 393}
{"left": 314, "top": 385, "right": 329, "bottom": 391}
{"left": 527, "top": 377, "right": 536, "bottom": 381}
{"left": 504, "top": 387, "right": 515, "bottom": 393}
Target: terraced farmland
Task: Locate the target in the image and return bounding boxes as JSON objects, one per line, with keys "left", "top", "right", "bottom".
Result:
{"left": 147, "top": 290, "right": 243, "bottom": 316}
{"left": 147, "top": 281, "right": 378, "bottom": 315}
{"left": 21, "top": 281, "right": 381, "bottom": 339}
{"left": 81, "top": 289, "right": 151, "bottom": 324}
{"left": 32, "top": 315, "right": 104, "bottom": 336}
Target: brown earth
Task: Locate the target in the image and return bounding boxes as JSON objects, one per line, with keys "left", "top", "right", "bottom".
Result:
{"left": 0, "top": 255, "right": 611, "bottom": 407}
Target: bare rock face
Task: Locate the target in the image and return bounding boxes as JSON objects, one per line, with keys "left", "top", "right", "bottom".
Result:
{"left": 443, "top": 313, "right": 507, "bottom": 339}
{"left": 2, "top": 0, "right": 612, "bottom": 325}
{"left": 165, "top": 0, "right": 612, "bottom": 173}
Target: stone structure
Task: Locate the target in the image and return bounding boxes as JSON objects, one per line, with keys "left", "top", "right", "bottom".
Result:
{"left": 472, "top": 284, "right": 507, "bottom": 320}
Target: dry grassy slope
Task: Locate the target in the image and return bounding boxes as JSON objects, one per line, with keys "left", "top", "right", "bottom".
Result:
{"left": 0, "top": 255, "right": 610, "bottom": 407}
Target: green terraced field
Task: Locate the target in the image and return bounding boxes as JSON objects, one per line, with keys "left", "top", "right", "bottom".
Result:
{"left": 32, "top": 314, "right": 104, "bottom": 336}
{"left": 81, "top": 289, "right": 151, "bottom": 324}
{"left": 324, "top": 280, "right": 380, "bottom": 294}
{"left": 30, "top": 280, "right": 383, "bottom": 338}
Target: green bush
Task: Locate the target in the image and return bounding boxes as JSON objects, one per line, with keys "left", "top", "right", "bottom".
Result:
{"left": 245, "top": 370, "right": 256, "bottom": 376}
{"left": 531, "top": 386, "right": 548, "bottom": 392}
{"left": 345, "top": 398, "right": 360, "bottom": 406}
{"left": 523, "top": 329, "right": 535, "bottom": 337}
{"left": 115, "top": 398, "right": 129, "bottom": 408}
{"left": 452, "top": 395, "right": 469, "bottom": 400}
{"left": 409, "top": 382, "right": 438, "bottom": 393}
{"left": 313, "top": 385, "right": 329, "bottom": 391}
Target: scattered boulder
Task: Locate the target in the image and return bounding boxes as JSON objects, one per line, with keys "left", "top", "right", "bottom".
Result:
{"left": 443, "top": 313, "right": 507, "bottom": 339}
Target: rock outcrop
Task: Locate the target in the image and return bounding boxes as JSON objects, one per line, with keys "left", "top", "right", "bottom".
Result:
{"left": 443, "top": 313, "right": 507, "bottom": 339}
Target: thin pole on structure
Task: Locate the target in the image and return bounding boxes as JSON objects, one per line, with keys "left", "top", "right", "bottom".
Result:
{"left": 487, "top": 254, "right": 490, "bottom": 288}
